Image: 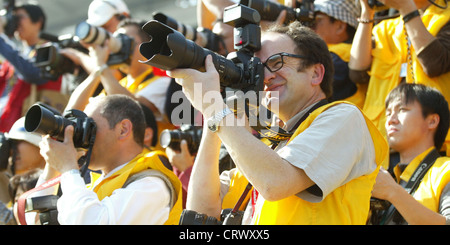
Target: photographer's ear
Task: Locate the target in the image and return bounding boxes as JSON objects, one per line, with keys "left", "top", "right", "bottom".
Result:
{"left": 116, "top": 119, "right": 133, "bottom": 141}
{"left": 427, "top": 113, "right": 440, "bottom": 131}
{"left": 311, "top": 63, "right": 325, "bottom": 86}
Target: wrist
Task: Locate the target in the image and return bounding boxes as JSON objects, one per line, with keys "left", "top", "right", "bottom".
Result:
{"left": 62, "top": 169, "right": 80, "bottom": 176}
{"left": 92, "top": 64, "right": 108, "bottom": 77}
{"left": 399, "top": 3, "right": 418, "bottom": 17}
{"left": 402, "top": 9, "right": 421, "bottom": 23}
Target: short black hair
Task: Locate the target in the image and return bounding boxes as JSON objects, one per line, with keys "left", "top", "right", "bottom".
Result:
{"left": 117, "top": 19, "right": 151, "bottom": 42}
{"left": 97, "top": 95, "right": 147, "bottom": 147}
{"left": 140, "top": 103, "right": 158, "bottom": 147}
{"left": 385, "top": 83, "right": 450, "bottom": 150}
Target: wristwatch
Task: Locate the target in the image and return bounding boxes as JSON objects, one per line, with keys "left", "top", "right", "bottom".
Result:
{"left": 207, "top": 107, "right": 233, "bottom": 132}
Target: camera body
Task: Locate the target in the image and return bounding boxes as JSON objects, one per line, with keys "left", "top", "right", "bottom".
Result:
{"left": 35, "top": 34, "right": 86, "bottom": 80}
{"left": 160, "top": 124, "right": 202, "bottom": 155}
{"left": 179, "top": 209, "right": 244, "bottom": 225}
{"left": 24, "top": 103, "right": 96, "bottom": 149}
{"left": 34, "top": 21, "right": 134, "bottom": 80}
{"left": 25, "top": 195, "right": 60, "bottom": 225}
{"left": 367, "top": 0, "right": 389, "bottom": 11}
{"left": 240, "top": 0, "right": 315, "bottom": 26}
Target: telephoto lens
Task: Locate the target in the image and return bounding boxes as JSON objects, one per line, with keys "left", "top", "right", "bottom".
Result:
{"left": 159, "top": 125, "right": 202, "bottom": 154}
{"left": 75, "top": 21, "right": 123, "bottom": 53}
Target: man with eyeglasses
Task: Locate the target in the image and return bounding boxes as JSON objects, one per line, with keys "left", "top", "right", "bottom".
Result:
{"left": 168, "top": 21, "right": 388, "bottom": 225}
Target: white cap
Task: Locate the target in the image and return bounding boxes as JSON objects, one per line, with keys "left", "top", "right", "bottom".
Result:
{"left": 5, "top": 117, "right": 42, "bottom": 147}
{"left": 87, "top": 0, "right": 130, "bottom": 27}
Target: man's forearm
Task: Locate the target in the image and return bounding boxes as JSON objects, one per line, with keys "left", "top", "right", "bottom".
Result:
{"left": 388, "top": 184, "right": 446, "bottom": 225}
{"left": 216, "top": 113, "right": 314, "bottom": 202}
{"left": 186, "top": 125, "right": 223, "bottom": 218}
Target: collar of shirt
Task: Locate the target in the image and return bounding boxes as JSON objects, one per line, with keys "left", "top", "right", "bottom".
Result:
{"left": 282, "top": 102, "right": 318, "bottom": 132}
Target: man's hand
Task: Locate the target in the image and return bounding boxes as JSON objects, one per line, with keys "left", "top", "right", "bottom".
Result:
{"left": 165, "top": 140, "right": 195, "bottom": 172}
{"left": 39, "top": 125, "right": 80, "bottom": 174}
{"left": 371, "top": 167, "right": 402, "bottom": 202}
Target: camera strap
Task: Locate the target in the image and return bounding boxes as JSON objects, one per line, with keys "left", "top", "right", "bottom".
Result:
{"left": 16, "top": 175, "right": 62, "bottom": 225}
{"left": 379, "top": 148, "right": 440, "bottom": 225}
{"left": 247, "top": 100, "right": 329, "bottom": 217}
{"left": 259, "top": 99, "right": 328, "bottom": 147}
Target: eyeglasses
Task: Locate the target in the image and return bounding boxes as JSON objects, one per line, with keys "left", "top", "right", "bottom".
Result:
{"left": 262, "top": 52, "right": 308, "bottom": 73}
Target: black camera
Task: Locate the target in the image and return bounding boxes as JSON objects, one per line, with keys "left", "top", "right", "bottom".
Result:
{"left": 179, "top": 209, "right": 244, "bottom": 225}
{"left": 240, "top": 0, "right": 315, "bottom": 26}
{"left": 140, "top": 4, "right": 264, "bottom": 93}
{"left": 34, "top": 21, "right": 134, "bottom": 80}
{"left": 160, "top": 124, "right": 202, "bottom": 155}
{"left": 24, "top": 103, "right": 96, "bottom": 149}
{"left": 25, "top": 195, "right": 60, "bottom": 225}
{"left": 368, "top": 198, "right": 392, "bottom": 224}
{"left": 368, "top": 0, "right": 389, "bottom": 11}
{"left": 35, "top": 33, "right": 87, "bottom": 80}
{"left": 0, "top": 0, "right": 19, "bottom": 37}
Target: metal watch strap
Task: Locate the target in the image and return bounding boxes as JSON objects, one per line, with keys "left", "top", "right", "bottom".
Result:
{"left": 207, "top": 107, "right": 233, "bottom": 132}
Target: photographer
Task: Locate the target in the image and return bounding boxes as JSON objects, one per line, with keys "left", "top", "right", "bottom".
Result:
{"left": 372, "top": 83, "right": 450, "bottom": 225}
{"left": 349, "top": 0, "right": 450, "bottom": 155}
{"left": 307, "top": 0, "right": 366, "bottom": 107}
{"left": 168, "top": 21, "right": 388, "bottom": 224}
{"left": 0, "top": 3, "right": 64, "bottom": 132}
{"left": 28, "top": 95, "right": 182, "bottom": 225}
{"left": 63, "top": 19, "right": 173, "bottom": 149}
{"left": 86, "top": 0, "right": 130, "bottom": 33}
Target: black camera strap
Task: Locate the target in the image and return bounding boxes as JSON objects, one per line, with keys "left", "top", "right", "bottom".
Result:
{"left": 379, "top": 148, "right": 440, "bottom": 225}
{"left": 260, "top": 99, "right": 328, "bottom": 148}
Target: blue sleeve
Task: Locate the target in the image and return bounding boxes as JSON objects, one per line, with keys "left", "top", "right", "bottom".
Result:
{"left": 0, "top": 36, "right": 47, "bottom": 85}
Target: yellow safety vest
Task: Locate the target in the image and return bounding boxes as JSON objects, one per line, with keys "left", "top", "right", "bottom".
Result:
{"left": 88, "top": 149, "right": 182, "bottom": 225}
{"left": 395, "top": 147, "right": 450, "bottom": 213}
{"left": 223, "top": 101, "right": 389, "bottom": 224}
{"left": 328, "top": 43, "right": 368, "bottom": 109}
{"left": 364, "top": 2, "right": 450, "bottom": 154}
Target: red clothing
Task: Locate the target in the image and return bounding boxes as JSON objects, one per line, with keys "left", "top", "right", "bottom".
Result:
{"left": 0, "top": 61, "right": 62, "bottom": 132}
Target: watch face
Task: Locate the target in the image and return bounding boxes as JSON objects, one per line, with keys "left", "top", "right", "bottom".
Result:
{"left": 208, "top": 120, "right": 218, "bottom": 132}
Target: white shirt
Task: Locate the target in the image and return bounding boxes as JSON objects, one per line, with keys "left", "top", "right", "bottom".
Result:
{"left": 136, "top": 76, "right": 171, "bottom": 121}
{"left": 220, "top": 102, "right": 377, "bottom": 224}
{"left": 28, "top": 164, "right": 171, "bottom": 225}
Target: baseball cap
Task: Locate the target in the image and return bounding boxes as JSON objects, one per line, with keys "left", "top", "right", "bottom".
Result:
{"left": 314, "top": 0, "right": 360, "bottom": 29}
{"left": 87, "top": 0, "right": 130, "bottom": 27}
{"left": 5, "top": 117, "right": 42, "bottom": 147}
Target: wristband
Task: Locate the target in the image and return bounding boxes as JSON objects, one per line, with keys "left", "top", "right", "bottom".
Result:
{"left": 64, "top": 169, "right": 80, "bottom": 176}
{"left": 402, "top": 9, "right": 420, "bottom": 23}
{"left": 93, "top": 64, "right": 108, "bottom": 77}
{"left": 357, "top": 18, "right": 374, "bottom": 24}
